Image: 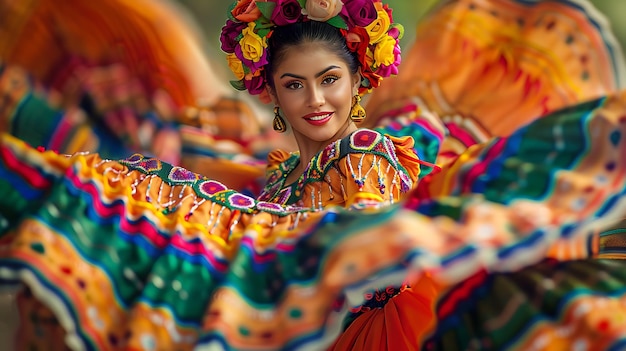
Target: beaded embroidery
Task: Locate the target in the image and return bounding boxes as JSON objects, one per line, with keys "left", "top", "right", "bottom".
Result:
{"left": 259, "top": 129, "right": 414, "bottom": 206}
{"left": 119, "top": 155, "right": 305, "bottom": 218}
{"left": 351, "top": 285, "right": 405, "bottom": 314}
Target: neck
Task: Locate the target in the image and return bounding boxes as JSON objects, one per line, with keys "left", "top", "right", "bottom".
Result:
{"left": 292, "top": 119, "right": 357, "bottom": 174}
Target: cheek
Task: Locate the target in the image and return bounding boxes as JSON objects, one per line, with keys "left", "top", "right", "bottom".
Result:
{"left": 339, "top": 84, "right": 355, "bottom": 111}
{"left": 276, "top": 93, "right": 302, "bottom": 122}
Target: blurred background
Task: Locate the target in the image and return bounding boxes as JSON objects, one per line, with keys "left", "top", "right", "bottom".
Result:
{"left": 176, "top": 0, "right": 626, "bottom": 73}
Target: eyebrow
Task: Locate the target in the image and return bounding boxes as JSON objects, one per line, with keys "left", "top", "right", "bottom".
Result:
{"left": 279, "top": 65, "right": 341, "bottom": 80}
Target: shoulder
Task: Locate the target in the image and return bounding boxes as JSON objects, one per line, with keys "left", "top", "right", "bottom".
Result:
{"left": 341, "top": 129, "right": 417, "bottom": 172}
{"left": 266, "top": 149, "right": 293, "bottom": 169}
{"left": 341, "top": 129, "right": 413, "bottom": 165}
{"left": 309, "top": 128, "right": 420, "bottom": 182}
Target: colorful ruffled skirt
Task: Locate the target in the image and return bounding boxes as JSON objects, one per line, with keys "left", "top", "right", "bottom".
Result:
{"left": 1, "top": 90, "right": 625, "bottom": 350}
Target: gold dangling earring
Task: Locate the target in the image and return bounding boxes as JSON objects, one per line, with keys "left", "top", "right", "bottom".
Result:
{"left": 350, "top": 95, "right": 366, "bottom": 123}
{"left": 273, "top": 106, "right": 287, "bottom": 133}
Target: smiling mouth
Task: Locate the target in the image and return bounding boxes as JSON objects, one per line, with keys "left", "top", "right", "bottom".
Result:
{"left": 304, "top": 112, "right": 333, "bottom": 126}
{"left": 306, "top": 113, "right": 333, "bottom": 121}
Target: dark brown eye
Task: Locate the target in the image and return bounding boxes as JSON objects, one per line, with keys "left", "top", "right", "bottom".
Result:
{"left": 285, "top": 81, "right": 303, "bottom": 90}
{"left": 322, "top": 75, "right": 339, "bottom": 85}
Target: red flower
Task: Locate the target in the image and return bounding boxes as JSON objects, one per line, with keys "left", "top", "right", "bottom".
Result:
{"left": 342, "top": 27, "right": 369, "bottom": 67}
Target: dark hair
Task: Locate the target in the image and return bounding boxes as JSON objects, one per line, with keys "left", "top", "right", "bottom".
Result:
{"left": 265, "top": 21, "right": 359, "bottom": 90}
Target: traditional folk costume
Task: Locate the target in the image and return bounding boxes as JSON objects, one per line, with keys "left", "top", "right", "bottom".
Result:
{"left": 1, "top": 0, "right": 626, "bottom": 350}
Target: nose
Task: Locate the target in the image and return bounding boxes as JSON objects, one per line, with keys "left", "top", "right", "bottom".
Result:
{"left": 307, "top": 85, "right": 325, "bottom": 108}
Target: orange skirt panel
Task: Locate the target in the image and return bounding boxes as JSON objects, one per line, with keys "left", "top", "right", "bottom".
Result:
{"left": 329, "top": 275, "right": 441, "bottom": 351}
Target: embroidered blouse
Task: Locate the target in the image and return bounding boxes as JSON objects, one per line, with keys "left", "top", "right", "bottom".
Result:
{"left": 258, "top": 129, "right": 421, "bottom": 210}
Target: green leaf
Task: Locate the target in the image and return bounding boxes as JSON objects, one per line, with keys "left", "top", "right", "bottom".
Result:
{"left": 256, "top": 2, "right": 277, "bottom": 21}
{"left": 326, "top": 15, "right": 348, "bottom": 30}
{"left": 257, "top": 28, "right": 271, "bottom": 38}
{"left": 256, "top": 21, "right": 276, "bottom": 30}
{"left": 227, "top": 1, "right": 237, "bottom": 20}
{"left": 390, "top": 23, "right": 405, "bottom": 40}
{"left": 297, "top": 0, "right": 306, "bottom": 9}
{"left": 230, "top": 80, "right": 246, "bottom": 91}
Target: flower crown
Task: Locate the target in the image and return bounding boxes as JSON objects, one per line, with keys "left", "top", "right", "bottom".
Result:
{"left": 220, "top": 0, "right": 404, "bottom": 100}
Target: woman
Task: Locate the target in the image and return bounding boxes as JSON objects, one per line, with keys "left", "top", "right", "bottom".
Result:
{"left": 1, "top": 1, "right": 626, "bottom": 351}
{"left": 0, "top": 2, "right": 424, "bottom": 349}
{"left": 251, "top": 20, "right": 421, "bottom": 208}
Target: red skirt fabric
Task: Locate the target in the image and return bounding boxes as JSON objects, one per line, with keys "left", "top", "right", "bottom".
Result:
{"left": 330, "top": 276, "right": 441, "bottom": 351}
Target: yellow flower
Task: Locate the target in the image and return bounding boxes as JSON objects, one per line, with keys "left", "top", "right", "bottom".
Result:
{"left": 373, "top": 35, "right": 396, "bottom": 67}
{"left": 239, "top": 22, "right": 267, "bottom": 63}
{"left": 364, "top": 3, "right": 390, "bottom": 44}
{"left": 226, "top": 53, "right": 245, "bottom": 80}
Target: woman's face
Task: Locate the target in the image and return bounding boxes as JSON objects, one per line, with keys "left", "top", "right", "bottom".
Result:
{"left": 270, "top": 43, "right": 359, "bottom": 148}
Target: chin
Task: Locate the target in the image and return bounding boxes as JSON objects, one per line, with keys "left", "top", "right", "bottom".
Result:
{"left": 305, "top": 129, "right": 342, "bottom": 143}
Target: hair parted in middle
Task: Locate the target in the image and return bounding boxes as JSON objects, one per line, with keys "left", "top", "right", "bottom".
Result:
{"left": 220, "top": 0, "right": 404, "bottom": 100}
{"left": 264, "top": 20, "right": 360, "bottom": 91}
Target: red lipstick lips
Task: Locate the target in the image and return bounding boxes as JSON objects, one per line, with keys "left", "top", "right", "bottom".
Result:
{"left": 303, "top": 112, "right": 333, "bottom": 126}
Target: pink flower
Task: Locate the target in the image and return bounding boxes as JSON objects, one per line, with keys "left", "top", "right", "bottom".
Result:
{"left": 387, "top": 26, "right": 400, "bottom": 40}
{"left": 244, "top": 74, "right": 266, "bottom": 95}
{"left": 272, "top": 0, "right": 303, "bottom": 26}
{"left": 376, "top": 63, "right": 396, "bottom": 77}
{"left": 220, "top": 20, "right": 246, "bottom": 53}
{"left": 341, "top": 0, "right": 377, "bottom": 27}
{"left": 375, "top": 40, "right": 401, "bottom": 77}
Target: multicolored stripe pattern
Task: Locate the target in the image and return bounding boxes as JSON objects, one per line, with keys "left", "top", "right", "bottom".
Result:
{"left": 0, "top": 88, "right": 625, "bottom": 350}
{"left": 411, "top": 91, "right": 626, "bottom": 349}
{"left": 426, "top": 259, "right": 626, "bottom": 350}
{"left": 366, "top": 0, "right": 626, "bottom": 162}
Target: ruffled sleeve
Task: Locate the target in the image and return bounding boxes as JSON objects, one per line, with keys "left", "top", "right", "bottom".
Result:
{"left": 265, "top": 149, "right": 291, "bottom": 169}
